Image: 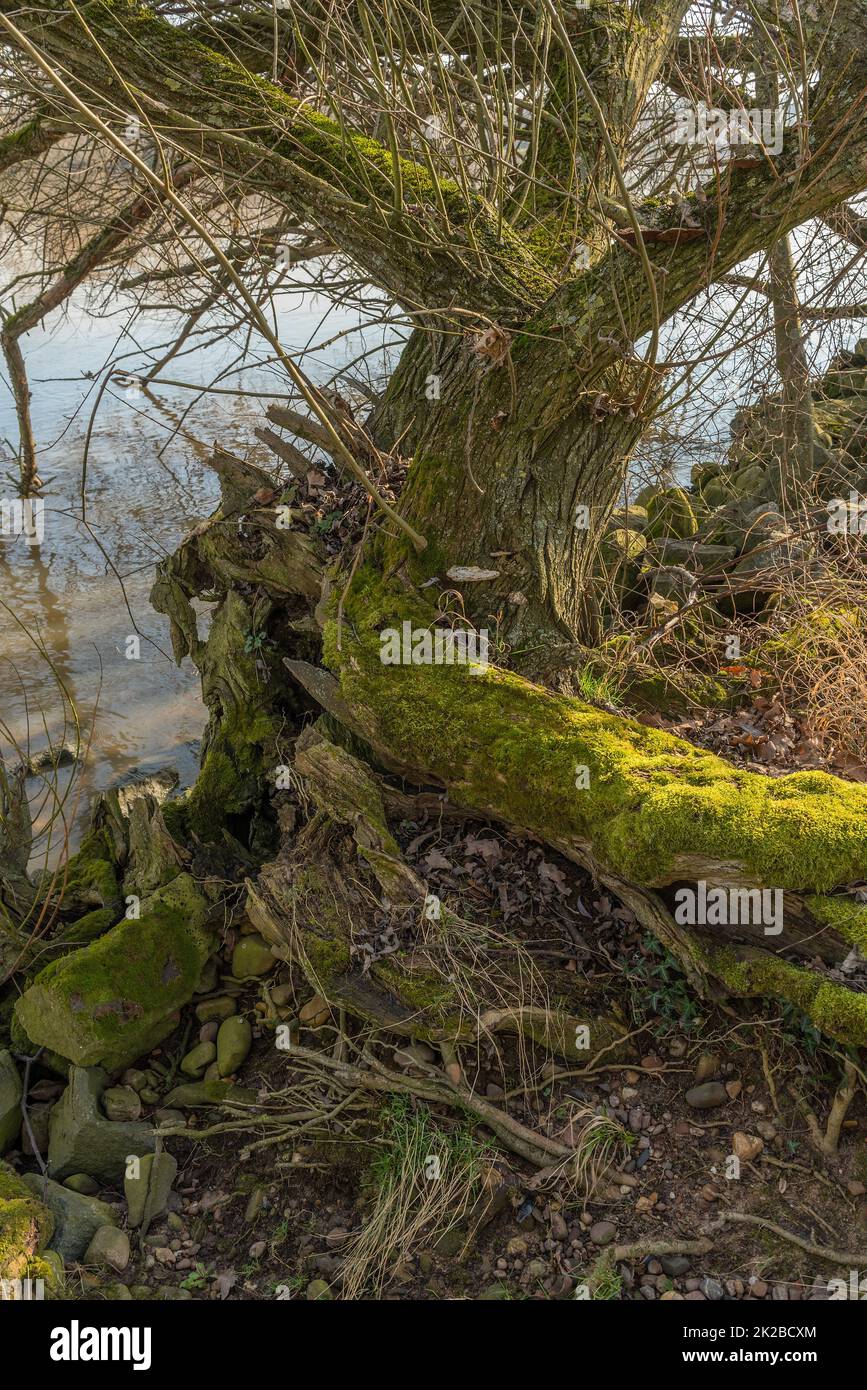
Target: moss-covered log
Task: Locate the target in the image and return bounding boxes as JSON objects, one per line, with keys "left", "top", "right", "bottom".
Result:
{"left": 276, "top": 565, "right": 867, "bottom": 1047}
{"left": 242, "top": 729, "right": 627, "bottom": 1062}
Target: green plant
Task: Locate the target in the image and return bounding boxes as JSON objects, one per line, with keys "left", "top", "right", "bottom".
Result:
{"left": 576, "top": 666, "right": 621, "bottom": 708}
{"left": 583, "top": 1252, "right": 622, "bottom": 1300}
{"left": 780, "top": 1000, "right": 823, "bottom": 1056}
{"left": 244, "top": 628, "right": 275, "bottom": 655}
{"left": 624, "top": 933, "right": 701, "bottom": 1034}
{"left": 341, "top": 1095, "right": 493, "bottom": 1299}
{"left": 179, "top": 1262, "right": 210, "bottom": 1291}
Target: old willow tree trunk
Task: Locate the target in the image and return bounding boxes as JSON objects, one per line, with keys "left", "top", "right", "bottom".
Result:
{"left": 6, "top": 0, "right": 867, "bottom": 1057}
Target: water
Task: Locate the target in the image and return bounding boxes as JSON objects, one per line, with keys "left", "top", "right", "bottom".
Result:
{"left": 0, "top": 282, "right": 392, "bottom": 864}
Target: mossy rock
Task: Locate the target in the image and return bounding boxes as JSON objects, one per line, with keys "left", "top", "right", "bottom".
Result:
{"left": 729, "top": 462, "right": 771, "bottom": 499}
{"left": 14, "top": 873, "right": 214, "bottom": 1071}
{"left": 690, "top": 461, "right": 722, "bottom": 491}
{"left": 700, "top": 475, "right": 735, "bottom": 509}
{"left": 57, "top": 828, "right": 122, "bottom": 916}
{"left": 0, "top": 1050, "right": 22, "bottom": 1153}
{"left": 600, "top": 528, "right": 647, "bottom": 566}
{"left": 47, "top": 1068, "right": 156, "bottom": 1184}
{"left": 644, "top": 487, "right": 698, "bottom": 541}
{"left": 607, "top": 504, "right": 648, "bottom": 533}
{"left": 0, "top": 1162, "right": 54, "bottom": 1279}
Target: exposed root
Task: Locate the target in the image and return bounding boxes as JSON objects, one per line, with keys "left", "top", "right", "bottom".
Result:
{"left": 713, "top": 1211, "right": 867, "bottom": 1266}
{"left": 789, "top": 1057, "right": 860, "bottom": 1160}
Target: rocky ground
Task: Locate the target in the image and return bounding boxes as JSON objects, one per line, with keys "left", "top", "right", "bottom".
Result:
{"left": 2, "top": 812, "right": 865, "bottom": 1303}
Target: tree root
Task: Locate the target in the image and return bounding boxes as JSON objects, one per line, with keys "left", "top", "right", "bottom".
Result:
{"left": 712, "top": 1211, "right": 867, "bottom": 1266}
{"left": 790, "top": 1058, "right": 860, "bottom": 1160}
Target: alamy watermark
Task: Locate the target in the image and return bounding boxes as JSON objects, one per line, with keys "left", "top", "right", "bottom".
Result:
{"left": 827, "top": 491, "right": 867, "bottom": 535}
{"left": 674, "top": 880, "right": 783, "bottom": 936}
{"left": 1, "top": 1277, "right": 44, "bottom": 1300}
{"left": 380, "top": 621, "right": 489, "bottom": 673}
{"left": 670, "top": 102, "right": 784, "bottom": 156}
{"left": 0, "top": 497, "right": 44, "bottom": 544}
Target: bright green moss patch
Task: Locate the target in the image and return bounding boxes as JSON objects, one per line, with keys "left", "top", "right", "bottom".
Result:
{"left": 54, "top": 828, "right": 120, "bottom": 913}
{"left": 803, "top": 894, "right": 867, "bottom": 953}
{"left": 0, "top": 1162, "right": 54, "bottom": 1280}
{"left": 709, "top": 947, "right": 867, "bottom": 1047}
{"left": 324, "top": 567, "right": 867, "bottom": 894}
{"left": 14, "top": 873, "right": 214, "bottom": 1070}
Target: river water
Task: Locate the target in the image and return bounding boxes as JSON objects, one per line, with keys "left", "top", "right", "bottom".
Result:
{"left": 0, "top": 285, "right": 391, "bottom": 865}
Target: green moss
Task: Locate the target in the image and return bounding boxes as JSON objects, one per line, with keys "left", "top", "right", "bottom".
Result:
{"left": 0, "top": 1162, "right": 54, "bottom": 1280}
{"left": 323, "top": 566, "right": 867, "bottom": 895}
{"left": 60, "top": 907, "right": 118, "bottom": 944}
{"left": 803, "top": 895, "right": 867, "bottom": 953}
{"left": 708, "top": 947, "right": 867, "bottom": 1047}
{"left": 645, "top": 487, "right": 698, "bottom": 541}
{"left": 57, "top": 828, "right": 120, "bottom": 912}
{"left": 91, "top": 0, "right": 555, "bottom": 309}
{"left": 14, "top": 873, "right": 214, "bottom": 1070}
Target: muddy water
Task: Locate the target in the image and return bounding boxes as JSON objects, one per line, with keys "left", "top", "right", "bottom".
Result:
{"left": 0, "top": 288, "right": 388, "bottom": 864}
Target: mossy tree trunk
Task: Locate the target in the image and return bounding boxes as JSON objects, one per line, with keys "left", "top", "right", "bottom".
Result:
{"left": 5, "top": 0, "right": 867, "bottom": 1060}
{"left": 370, "top": 326, "right": 652, "bottom": 651}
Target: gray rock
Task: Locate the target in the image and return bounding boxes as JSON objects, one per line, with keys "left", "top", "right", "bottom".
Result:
{"left": 48, "top": 1067, "right": 156, "bottom": 1182}
{"left": 102, "top": 1086, "right": 142, "bottom": 1122}
{"left": 590, "top": 1221, "right": 616, "bottom": 1247}
{"left": 125, "top": 1150, "right": 178, "bottom": 1228}
{"left": 216, "top": 1016, "right": 252, "bottom": 1076}
{"left": 21, "top": 1100, "right": 52, "bottom": 1159}
{"left": 701, "top": 1276, "right": 724, "bottom": 1301}
{"left": 0, "top": 1049, "right": 22, "bottom": 1152}
{"left": 22, "top": 1172, "right": 119, "bottom": 1261}
{"left": 661, "top": 1255, "right": 691, "bottom": 1277}
{"left": 84, "top": 1224, "right": 130, "bottom": 1272}
{"left": 648, "top": 564, "right": 697, "bottom": 603}
{"left": 179, "top": 1042, "right": 216, "bottom": 1078}
{"left": 651, "top": 539, "right": 738, "bottom": 569}
{"left": 684, "top": 1082, "right": 728, "bottom": 1110}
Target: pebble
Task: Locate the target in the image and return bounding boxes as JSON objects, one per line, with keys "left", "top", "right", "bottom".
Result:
{"left": 641, "top": 1055, "right": 664, "bottom": 1071}
{"left": 685, "top": 1082, "right": 728, "bottom": 1110}
{"left": 306, "top": 1279, "right": 333, "bottom": 1301}
{"left": 101, "top": 1085, "right": 142, "bottom": 1122}
{"left": 298, "top": 993, "right": 331, "bottom": 1027}
{"left": 180, "top": 1041, "right": 217, "bottom": 1077}
{"left": 84, "top": 1226, "right": 130, "bottom": 1272}
{"left": 701, "top": 1277, "right": 724, "bottom": 1301}
{"left": 216, "top": 1015, "right": 253, "bottom": 1076}
{"left": 231, "top": 935, "right": 276, "bottom": 979}
{"left": 195, "top": 996, "right": 237, "bottom": 1024}
{"left": 694, "top": 1053, "right": 719, "bottom": 1083}
{"left": 732, "top": 1131, "right": 763, "bottom": 1161}
{"left": 589, "top": 1221, "right": 616, "bottom": 1247}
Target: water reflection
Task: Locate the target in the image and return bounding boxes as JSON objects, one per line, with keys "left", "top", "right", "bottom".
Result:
{"left": 0, "top": 286, "right": 388, "bottom": 862}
